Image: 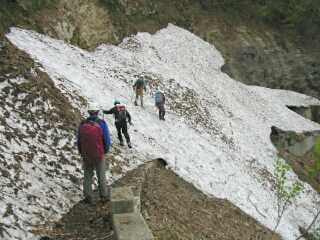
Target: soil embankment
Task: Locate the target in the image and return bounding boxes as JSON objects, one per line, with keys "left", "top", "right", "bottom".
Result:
{"left": 139, "top": 161, "right": 280, "bottom": 240}
{"left": 38, "top": 160, "right": 280, "bottom": 240}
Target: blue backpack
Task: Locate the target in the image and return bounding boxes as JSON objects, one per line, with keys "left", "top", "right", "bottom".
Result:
{"left": 155, "top": 91, "right": 164, "bottom": 104}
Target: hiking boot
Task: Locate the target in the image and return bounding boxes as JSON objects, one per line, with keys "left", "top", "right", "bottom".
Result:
{"left": 128, "top": 142, "right": 132, "bottom": 148}
{"left": 82, "top": 197, "right": 93, "bottom": 205}
{"left": 100, "top": 196, "right": 110, "bottom": 203}
{"left": 120, "top": 141, "right": 124, "bottom": 146}
{"left": 40, "top": 236, "right": 52, "bottom": 240}
{"left": 134, "top": 101, "right": 138, "bottom": 106}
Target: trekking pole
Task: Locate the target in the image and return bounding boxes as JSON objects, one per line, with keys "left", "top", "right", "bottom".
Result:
{"left": 131, "top": 90, "right": 135, "bottom": 104}
{"left": 128, "top": 84, "right": 134, "bottom": 104}
{"left": 101, "top": 107, "right": 104, "bottom": 120}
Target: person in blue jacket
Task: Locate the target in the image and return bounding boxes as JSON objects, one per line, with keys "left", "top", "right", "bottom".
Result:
{"left": 77, "top": 104, "right": 111, "bottom": 204}
{"left": 155, "top": 89, "right": 166, "bottom": 120}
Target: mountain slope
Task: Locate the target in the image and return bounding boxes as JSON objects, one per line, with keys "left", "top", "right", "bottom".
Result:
{"left": 5, "top": 25, "right": 320, "bottom": 240}
{"left": 0, "top": 40, "right": 149, "bottom": 240}
{"left": 0, "top": 41, "right": 82, "bottom": 240}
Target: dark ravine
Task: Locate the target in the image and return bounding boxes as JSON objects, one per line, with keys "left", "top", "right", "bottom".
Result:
{"left": 0, "top": 0, "right": 320, "bottom": 99}
{"left": 273, "top": 105, "right": 320, "bottom": 192}
{"left": 271, "top": 126, "right": 320, "bottom": 193}
{"left": 287, "top": 105, "right": 320, "bottom": 124}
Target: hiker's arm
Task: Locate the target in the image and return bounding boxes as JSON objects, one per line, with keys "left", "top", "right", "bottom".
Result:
{"left": 100, "top": 120, "right": 111, "bottom": 153}
{"left": 126, "top": 111, "right": 132, "bottom": 124}
{"left": 103, "top": 108, "right": 114, "bottom": 115}
{"left": 76, "top": 125, "right": 81, "bottom": 154}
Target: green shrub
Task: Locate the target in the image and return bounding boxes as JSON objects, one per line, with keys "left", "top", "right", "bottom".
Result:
{"left": 314, "top": 137, "right": 320, "bottom": 159}
{"left": 20, "top": 0, "right": 58, "bottom": 12}
{"left": 308, "top": 137, "right": 320, "bottom": 178}
{"left": 313, "top": 227, "right": 320, "bottom": 240}
{"left": 211, "top": 0, "right": 320, "bottom": 36}
{"left": 99, "top": 0, "right": 121, "bottom": 12}
{"left": 274, "top": 158, "right": 304, "bottom": 232}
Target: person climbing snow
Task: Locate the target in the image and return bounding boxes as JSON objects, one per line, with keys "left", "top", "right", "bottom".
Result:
{"left": 133, "top": 76, "right": 147, "bottom": 107}
{"left": 155, "top": 89, "right": 166, "bottom": 120}
{"left": 103, "top": 100, "right": 133, "bottom": 148}
{"left": 77, "top": 104, "right": 111, "bottom": 204}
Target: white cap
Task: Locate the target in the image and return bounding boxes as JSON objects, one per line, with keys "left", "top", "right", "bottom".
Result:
{"left": 87, "top": 102, "right": 100, "bottom": 112}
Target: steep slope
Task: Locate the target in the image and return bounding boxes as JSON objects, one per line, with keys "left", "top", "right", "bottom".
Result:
{"left": 0, "top": 39, "right": 150, "bottom": 240}
{"left": 6, "top": 25, "right": 320, "bottom": 240}
{"left": 0, "top": 41, "right": 82, "bottom": 240}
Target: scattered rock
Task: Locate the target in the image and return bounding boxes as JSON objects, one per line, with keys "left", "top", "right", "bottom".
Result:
{"left": 0, "top": 169, "right": 10, "bottom": 178}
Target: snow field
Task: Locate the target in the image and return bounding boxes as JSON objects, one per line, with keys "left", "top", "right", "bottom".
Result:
{"left": 6, "top": 24, "right": 320, "bottom": 239}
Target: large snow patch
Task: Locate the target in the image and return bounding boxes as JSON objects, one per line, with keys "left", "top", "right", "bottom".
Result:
{"left": 6, "top": 24, "right": 320, "bottom": 239}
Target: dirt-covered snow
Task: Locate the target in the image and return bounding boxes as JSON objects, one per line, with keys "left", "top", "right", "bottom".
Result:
{"left": 6, "top": 24, "right": 320, "bottom": 239}
{"left": 0, "top": 71, "right": 82, "bottom": 239}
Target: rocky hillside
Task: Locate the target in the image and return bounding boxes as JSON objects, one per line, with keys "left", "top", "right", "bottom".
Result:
{"left": 1, "top": 0, "right": 320, "bottom": 99}
{"left": 0, "top": 37, "right": 149, "bottom": 239}
{"left": 0, "top": 40, "right": 83, "bottom": 239}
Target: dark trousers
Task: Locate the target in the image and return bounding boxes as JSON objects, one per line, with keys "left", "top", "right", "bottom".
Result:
{"left": 115, "top": 121, "right": 130, "bottom": 143}
{"left": 156, "top": 103, "right": 165, "bottom": 120}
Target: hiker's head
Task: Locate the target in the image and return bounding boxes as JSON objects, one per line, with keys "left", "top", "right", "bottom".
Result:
{"left": 87, "top": 103, "right": 100, "bottom": 116}
{"left": 88, "top": 110, "right": 99, "bottom": 116}
{"left": 114, "top": 99, "right": 121, "bottom": 106}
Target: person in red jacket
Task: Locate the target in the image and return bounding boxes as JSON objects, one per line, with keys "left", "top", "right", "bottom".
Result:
{"left": 77, "top": 105, "right": 111, "bottom": 204}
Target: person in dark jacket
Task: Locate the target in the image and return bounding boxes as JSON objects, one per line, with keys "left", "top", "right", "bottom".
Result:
{"left": 103, "top": 100, "right": 132, "bottom": 148}
{"left": 77, "top": 105, "right": 111, "bottom": 204}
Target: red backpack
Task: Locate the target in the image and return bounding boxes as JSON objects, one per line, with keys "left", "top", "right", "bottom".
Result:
{"left": 116, "top": 104, "right": 127, "bottom": 122}
{"left": 79, "top": 120, "right": 104, "bottom": 163}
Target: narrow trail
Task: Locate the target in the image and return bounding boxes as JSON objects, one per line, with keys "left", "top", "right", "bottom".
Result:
{"left": 36, "top": 193, "right": 113, "bottom": 240}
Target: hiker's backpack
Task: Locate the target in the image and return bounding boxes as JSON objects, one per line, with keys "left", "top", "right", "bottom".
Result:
{"left": 135, "top": 79, "right": 144, "bottom": 89}
{"left": 116, "top": 104, "right": 127, "bottom": 122}
{"left": 79, "top": 120, "right": 104, "bottom": 162}
{"left": 155, "top": 91, "right": 164, "bottom": 104}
